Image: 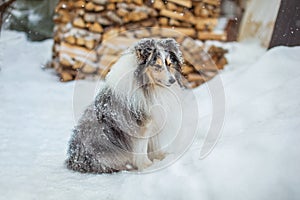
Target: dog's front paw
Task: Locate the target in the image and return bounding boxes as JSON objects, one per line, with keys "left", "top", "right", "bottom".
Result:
{"left": 148, "top": 151, "right": 166, "bottom": 161}
{"left": 133, "top": 155, "right": 153, "bottom": 170}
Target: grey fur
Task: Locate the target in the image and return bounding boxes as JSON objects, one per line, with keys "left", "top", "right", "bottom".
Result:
{"left": 66, "top": 87, "right": 149, "bottom": 173}
{"left": 66, "top": 38, "right": 183, "bottom": 174}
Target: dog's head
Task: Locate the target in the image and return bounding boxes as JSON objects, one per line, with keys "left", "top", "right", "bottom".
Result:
{"left": 134, "top": 38, "right": 184, "bottom": 88}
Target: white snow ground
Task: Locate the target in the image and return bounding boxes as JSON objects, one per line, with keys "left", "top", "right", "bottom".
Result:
{"left": 0, "top": 30, "right": 300, "bottom": 200}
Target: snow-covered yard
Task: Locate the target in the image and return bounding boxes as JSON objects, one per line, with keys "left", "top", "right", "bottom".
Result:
{"left": 0, "top": 30, "right": 300, "bottom": 200}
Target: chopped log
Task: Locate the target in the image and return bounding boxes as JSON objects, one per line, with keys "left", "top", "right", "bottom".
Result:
{"left": 179, "top": 21, "right": 193, "bottom": 28}
{"left": 168, "top": 27, "right": 196, "bottom": 37}
{"left": 109, "top": 0, "right": 123, "bottom": 2}
{"left": 84, "top": 13, "right": 96, "bottom": 22}
{"left": 202, "top": 0, "right": 221, "bottom": 6}
{"left": 91, "top": 0, "right": 108, "bottom": 5}
{"left": 159, "top": 17, "right": 168, "bottom": 26}
{"left": 140, "top": 18, "right": 157, "bottom": 27}
{"left": 116, "top": 8, "right": 128, "bottom": 17}
{"left": 94, "top": 5, "right": 105, "bottom": 12}
{"left": 123, "top": 22, "right": 140, "bottom": 30}
{"left": 65, "top": 35, "right": 76, "bottom": 44}
{"left": 85, "top": 2, "right": 95, "bottom": 11}
{"left": 208, "top": 45, "right": 229, "bottom": 55}
{"left": 169, "top": 19, "right": 180, "bottom": 26}
{"left": 160, "top": 28, "right": 182, "bottom": 38}
{"left": 73, "top": 17, "right": 85, "bottom": 28}
{"left": 56, "top": 10, "right": 72, "bottom": 23}
{"left": 101, "top": 36, "right": 138, "bottom": 50}
{"left": 208, "top": 45, "right": 228, "bottom": 69}
{"left": 216, "top": 57, "right": 227, "bottom": 69}
{"left": 148, "top": 27, "right": 161, "bottom": 36}
{"left": 107, "top": 3, "right": 116, "bottom": 10}
{"left": 175, "top": 6, "right": 185, "bottom": 13}
{"left": 195, "top": 18, "right": 218, "bottom": 30}
{"left": 166, "top": 2, "right": 177, "bottom": 11}
{"left": 152, "top": 0, "right": 166, "bottom": 10}
{"left": 181, "top": 37, "right": 203, "bottom": 52}
{"left": 89, "top": 22, "right": 103, "bottom": 33}
{"left": 81, "top": 64, "right": 97, "bottom": 73}
{"left": 73, "top": 60, "right": 83, "bottom": 69}
{"left": 85, "top": 22, "right": 91, "bottom": 30}
{"left": 60, "top": 71, "right": 73, "bottom": 82}
{"left": 198, "top": 32, "right": 227, "bottom": 41}
{"left": 187, "top": 73, "right": 205, "bottom": 82}
{"left": 64, "top": 27, "right": 102, "bottom": 40}
{"left": 76, "top": 37, "right": 85, "bottom": 46}
{"left": 196, "top": 7, "right": 210, "bottom": 18}
{"left": 181, "top": 65, "right": 194, "bottom": 74}
{"left": 127, "top": 11, "right": 148, "bottom": 22}
{"left": 60, "top": 57, "right": 73, "bottom": 67}
{"left": 160, "top": 9, "right": 196, "bottom": 24}
{"left": 117, "top": 3, "right": 157, "bottom": 16}
{"left": 75, "top": 8, "right": 85, "bottom": 16}
{"left": 55, "top": 2, "right": 67, "bottom": 12}
{"left": 74, "top": 0, "right": 85, "bottom": 8}
{"left": 97, "top": 15, "right": 113, "bottom": 25}
{"left": 85, "top": 39, "right": 95, "bottom": 49}
{"left": 102, "top": 28, "right": 120, "bottom": 41}
{"left": 116, "top": 2, "right": 134, "bottom": 10}
{"left": 167, "top": 0, "right": 192, "bottom": 8}
{"left": 134, "top": 29, "right": 151, "bottom": 38}
{"left": 182, "top": 10, "right": 196, "bottom": 22}
{"left": 60, "top": 42, "right": 98, "bottom": 62}
{"left": 133, "top": 0, "right": 143, "bottom": 5}
{"left": 187, "top": 81, "right": 198, "bottom": 89}
{"left": 106, "top": 11, "right": 123, "bottom": 24}
{"left": 193, "top": 2, "right": 204, "bottom": 16}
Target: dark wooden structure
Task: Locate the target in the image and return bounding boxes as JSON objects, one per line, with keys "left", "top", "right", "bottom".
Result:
{"left": 269, "top": 0, "right": 300, "bottom": 48}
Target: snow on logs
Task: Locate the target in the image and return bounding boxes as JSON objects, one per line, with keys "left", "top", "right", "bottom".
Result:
{"left": 52, "top": 0, "right": 228, "bottom": 88}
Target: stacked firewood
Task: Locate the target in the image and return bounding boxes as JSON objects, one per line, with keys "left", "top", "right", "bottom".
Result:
{"left": 52, "top": 0, "right": 228, "bottom": 87}
{"left": 179, "top": 38, "right": 230, "bottom": 88}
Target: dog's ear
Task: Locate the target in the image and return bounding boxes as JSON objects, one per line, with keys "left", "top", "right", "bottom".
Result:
{"left": 134, "top": 39, "right": 155, "bottom": 88}
{"left": 134, "top": 38, "right": 156, "bottom": 65}
{"left": 160, "top": 38, "right": 186, "bottom": 88}
{"left": 160, "top": 38, "right": 183, "bottom": 66}
{"left": 174, "top": 70, "right": 187, "bottom": 89}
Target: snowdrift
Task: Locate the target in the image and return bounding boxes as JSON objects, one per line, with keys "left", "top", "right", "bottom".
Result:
{"left": 0, "top": 31, "right": 299, "bottom": 200}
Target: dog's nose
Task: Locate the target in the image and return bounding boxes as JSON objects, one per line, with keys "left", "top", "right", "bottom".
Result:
{"left": 169, "top": 77, "right": 176, "bottom": 84}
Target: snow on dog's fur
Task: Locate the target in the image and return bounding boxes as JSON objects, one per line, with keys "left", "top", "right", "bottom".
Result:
{"left": 66, "top": 38, "right": 184, "bottom": 173}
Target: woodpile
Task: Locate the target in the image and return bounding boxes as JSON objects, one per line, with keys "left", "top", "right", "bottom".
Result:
{"left": 180, "top": 38, "right": 228, "bottom": 88}
{"left": 51, "top": 0, "right": 228, "bottom": 88}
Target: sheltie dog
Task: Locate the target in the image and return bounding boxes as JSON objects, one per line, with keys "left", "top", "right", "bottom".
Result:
{"left": 66, "top": 38, "right": 184, "bottom": 173}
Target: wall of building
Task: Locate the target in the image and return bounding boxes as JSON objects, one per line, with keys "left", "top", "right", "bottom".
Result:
{"left": 238, "top": 0, "right": 281, "bottom": 47}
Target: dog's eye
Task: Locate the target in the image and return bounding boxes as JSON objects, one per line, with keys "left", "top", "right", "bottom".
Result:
{"left": 165, "top": 58, "right": 172, "bottom": 67}
{"left": 169, "top": 52, "right": 180, "bottom": 64}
